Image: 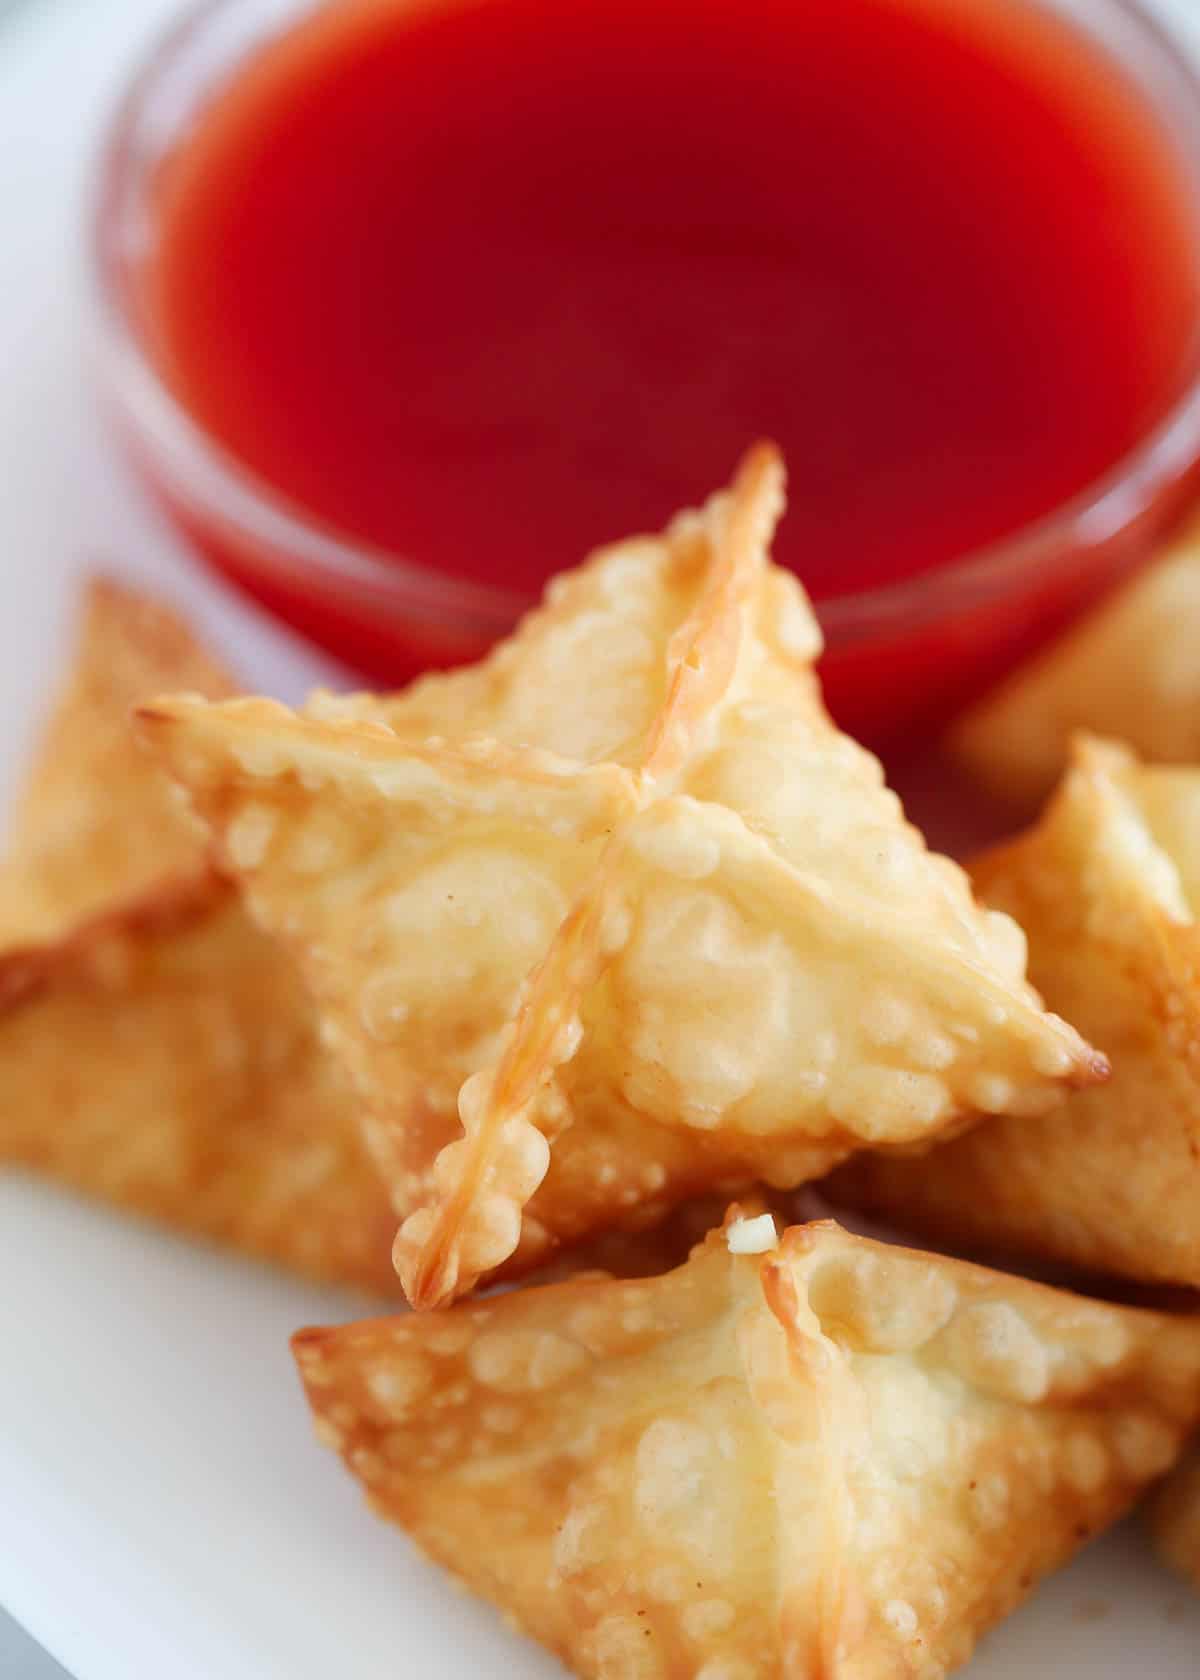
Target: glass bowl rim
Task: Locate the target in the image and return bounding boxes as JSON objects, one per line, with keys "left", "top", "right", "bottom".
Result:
{"left": 90, "top": 0, "right": 1200, "bottom": 647}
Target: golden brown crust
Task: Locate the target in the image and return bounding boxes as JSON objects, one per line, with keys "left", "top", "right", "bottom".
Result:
{"left": 833, "top": 737, "right": 1200, "bottom": 1289}
{"left": 140, "top": 449, "right": 1103, "bottom": 1308}
{"left": 0, "top": 578, "right": 405, "bottom": 1289}
{"left": 295, "top": 1216, "right": 1200, "bottom": 1678}
{"left": 0, "top": 576, "right": 236, "bottom": 942}
{"left": 0, "top": 856, "right": 771, "bottom": 1286}
{"left": 951, "top": 513, "right": 1200, "bottom": 807}
{"left": 1153, "top": 1450, "right": 1200, "bottom": 1590}
{"left": 0, "top": 869, "right": 224, "bottom": 1010}
{"left": 0, "top": 579, "right": 783, "bottom": 1289}
{"left": 0, "top": 873, "right": 402, "bottom": 1291}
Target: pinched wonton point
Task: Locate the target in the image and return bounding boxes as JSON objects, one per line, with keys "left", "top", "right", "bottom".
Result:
{"left": 0, "top": 576, "right": 236, "bottom": 943}
{"left": 834, "top": 737, "right": 1200, "bottom": 1289}
{"left": 952, "top": 511, "right": 1200, "bottom": 807}
{"left": 0, "top": 578, "right": 402, "bottom": 1292}
{"left": 141, "top": 446, "right": 1104, "bottom": 1308}
{"left": 1154, "top": 1451, "right": 1200, "bottom": 1592}
{"left": 295, "top": 1216, "right": 1200, "bottom": 1680}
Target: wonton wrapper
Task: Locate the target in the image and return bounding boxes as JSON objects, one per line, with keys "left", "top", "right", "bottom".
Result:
{"left": 1154, "top": 1450, "right": 1200, "bottom": 1591}
{"left": 952, "top": 512, "right": 1200, "bottom": 807}
{"left": 0, "top": 579, "right": 402, "bottom": 1290}
{"left": 142, "top": 447, "right": 1104, "bottom": 1307}
{"left": 0, "top": 577, "right": 235, "bottom": 942}
{"left": 0, "top": 876, "right": 402, "bottom": 1288}
{"left": 0, "top": 578, "right": 783, "bottom": 1291}
{"left": 295, "top": 1215, "right": 1200, "bottom": 1679}
{"left": 834, "top": 737, "right": 1200, "bottom": 1288}
{"left": 0, "top": 871, "right": 754, "bottom": 1289}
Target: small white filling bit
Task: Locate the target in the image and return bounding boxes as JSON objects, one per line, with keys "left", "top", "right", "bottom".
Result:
{"left": 725, "top": 1214, "right": 779, "bottom": 1255}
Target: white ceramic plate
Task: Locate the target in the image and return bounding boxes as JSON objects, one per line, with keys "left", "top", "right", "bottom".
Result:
{"left": 1, "top": 3, "right": 1199, "bottom": 1676}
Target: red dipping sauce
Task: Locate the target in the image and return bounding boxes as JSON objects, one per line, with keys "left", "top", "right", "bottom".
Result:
{"left": 98, "top": 0, "right": 1200, "bottom": 740}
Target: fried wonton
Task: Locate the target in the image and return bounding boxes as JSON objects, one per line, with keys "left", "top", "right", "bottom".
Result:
{"left": 0, "top": 876, "right": 403, "bottom": 1289}
{"left": 952, "top": 511, "right": 1200, "bottom": 807}
{"left": 0, "top": 577, "right": 236, "bottom": 943}
{"left": 1154, "top": 1450, "right": 1200, "bottom": 1591}
{"left": 142, "top": 447, "right": 1105, "bottom": 1307}
{"left": 2, "top": 579, "right": 793, "bottom": 1291}
{"left": 294, "top": 1215, "right": 1200, "bottom": 1679}
{"left": 833, "top": 737, "right": 1200, "bottom": 1288}
{"left": 0, "top": 578, "right": 402, "bottom": 1291}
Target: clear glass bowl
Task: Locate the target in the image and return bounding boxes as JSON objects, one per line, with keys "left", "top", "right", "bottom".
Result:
{"left": 92, "top": 0, "right": 1200, "bottom": 742}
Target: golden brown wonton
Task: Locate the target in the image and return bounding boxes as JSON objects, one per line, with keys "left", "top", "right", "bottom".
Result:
{"left": 141, "top": 448, "right": 1104, "bottom": 1308}
{"left": 295, "top": 1215, "right": 1200, "bottom": 1679}
{"left": 952, "top": 512, "right": 1200, "bottom": 807}
{"left": 0, "top": 577, "right": 235, "bottom": 943}
{"left": 833, "top": 737, "right": 1200, "bottom": 1289}
{"left": 0, "top": 579, "right": 402, "bottom": 1291}
{"left": 1154, "top": 1450, "right": 1200, "bottom": 1591}
{"left": 0, "top": 876, "right": 402, "bottom": 1289}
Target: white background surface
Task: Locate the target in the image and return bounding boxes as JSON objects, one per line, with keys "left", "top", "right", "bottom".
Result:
{"left": 2, "top": 2, "right": 1200, "bottom": 1676}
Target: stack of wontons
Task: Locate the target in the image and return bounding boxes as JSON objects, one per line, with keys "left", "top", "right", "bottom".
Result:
{"left": 8, "top": 445, "right": 1200, "bottom": 1674}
